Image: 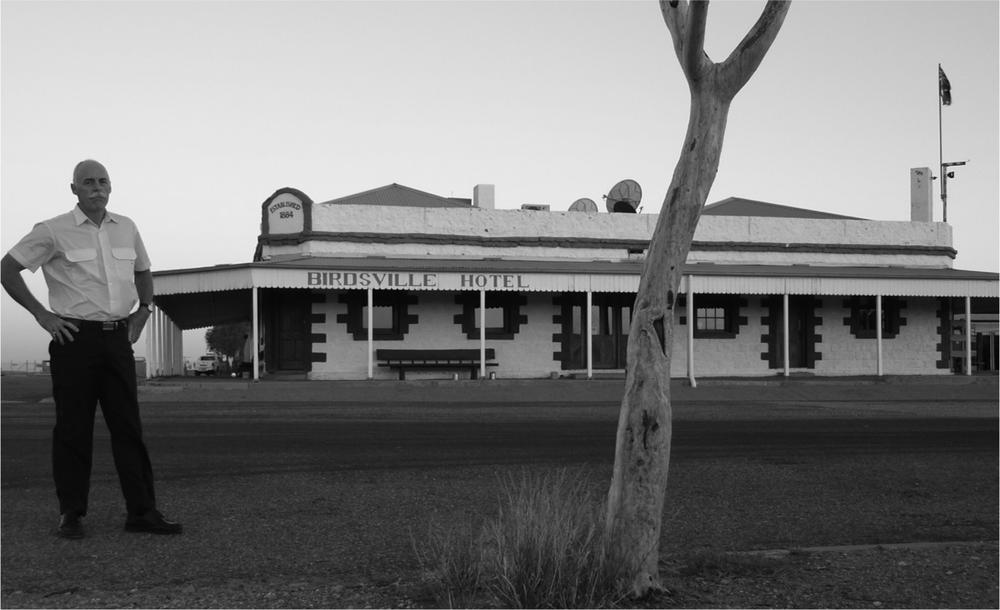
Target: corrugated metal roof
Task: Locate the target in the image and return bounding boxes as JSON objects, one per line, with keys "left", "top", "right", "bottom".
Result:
{"left": 156, "top": 256, "right": 999, "bottom": 279}
{"left": 152, "top": 257, "right": 997, "bottom": 328}
{"left": 316, "top": 183, "right": 471, "bottom": 208}
{"left": 154, "top": 256, "right": 997, "bottom": 294}
{"left": 702, "top": 197, "right": 863, "bottom": 220}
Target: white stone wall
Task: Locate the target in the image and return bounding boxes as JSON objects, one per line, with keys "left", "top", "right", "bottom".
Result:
{"left": 663, "top": 300, "right": 777, "bottom": 378}
{"left": 309, "top": 205, "right": 658, "bottom": 241}
{"left": 309, "top": 205, "right": 953, "bottom": 248}
{"left": 695, "top": 215, "right": 953, "bottom": 249}
{"left": 288, "top": 205, "right": 955, "bottom": 269}
{"left": 814, "top": 297, "right": 947, "bottom": 376}
{"left": 306, "top": 290, "right": 948, "bottom": 380}
{"left": 688, "top": 250, "right": 950, "bottom": 268}
{"left": 883, "top": 299, "right": 947, "bottom": 375}
{"left": 498, "top": 294, "right": 563, "bottom": 378}
{"left": 261, "top": 240, "right": 951, "bottom": 269}
{"left": 294, "top": 241, "right": 633, "bottom": 262}
{"left": 309, "top": 294, "right": 361, "bottom": 380}
{"left": 307, "top": 290, "right": 561, "bottom": 380}
{"left": 685, "top": 306, "right": 771, "bottom": 378}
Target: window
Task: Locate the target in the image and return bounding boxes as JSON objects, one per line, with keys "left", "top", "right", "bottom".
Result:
{"left": 857, "top": 305, "right": 879, "bottom": 335}
{"left": 338, "top": 291, "right": 416, "bottom": 341}
{"left": 847, "top": 296, "right": 901, "bottom": 339}
{"left": 363, "top": 304, "right": 395, "bottom": 335}
{"left": 696, "top": 307, "right": 727, "bottom": 333}
{"left": 454, "top": 292, "right": 526, "bottom": 340}
{"left": 690, "top": 295, "right": 742, "bottom": 339}
{"left": 475, "top": 306, "right": 505, "bottom": 331}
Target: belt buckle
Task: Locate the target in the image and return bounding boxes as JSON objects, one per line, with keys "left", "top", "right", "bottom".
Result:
{"left": 102, "top": 321, "right": 119, "bottom": 331}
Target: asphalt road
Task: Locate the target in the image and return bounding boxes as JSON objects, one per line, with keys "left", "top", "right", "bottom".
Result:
{"left": 2, "top": 400, "right": 996, "bottom": 486}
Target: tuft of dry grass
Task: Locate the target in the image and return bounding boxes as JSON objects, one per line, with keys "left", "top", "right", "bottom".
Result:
{"left": 415, "top": 468, "right": 630, "bottom": 608}
{"left": 412, "top": 518, "right": 488, "bottom": 609}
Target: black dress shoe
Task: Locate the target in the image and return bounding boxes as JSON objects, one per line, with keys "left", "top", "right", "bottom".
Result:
{"left": 124, "top": 509, "right": 183, "bottom": 535}
{"left": 57, "top": 513, "right": 84, "bottom": 539}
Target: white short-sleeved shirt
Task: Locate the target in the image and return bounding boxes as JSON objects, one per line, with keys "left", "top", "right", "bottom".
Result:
{"left": 8, "top": 206, "right": 151, "bottom": 321}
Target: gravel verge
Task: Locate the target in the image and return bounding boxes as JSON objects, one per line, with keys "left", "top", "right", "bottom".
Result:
{"left": 2, "top": 374, "right": 997, "bottom": 608}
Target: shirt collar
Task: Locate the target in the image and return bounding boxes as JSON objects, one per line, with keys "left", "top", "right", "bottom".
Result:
{"left": 72, "top": 206, "right": 119, "bottom": 226}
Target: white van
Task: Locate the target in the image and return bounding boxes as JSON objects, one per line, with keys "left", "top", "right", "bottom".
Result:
{"left": 194, "top": 354, "right": 222, "bottom": 376}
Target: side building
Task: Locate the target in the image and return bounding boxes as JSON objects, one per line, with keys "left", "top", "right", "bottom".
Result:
{"left": 147, "top": 180, "right": 999, "bottom": 381}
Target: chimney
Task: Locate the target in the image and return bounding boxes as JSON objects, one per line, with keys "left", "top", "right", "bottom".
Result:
{"left": 910, "top": 167, "right": 933, "bottom": 222}
{"left": 473, "top": 184, "right": 495, "bottom": 210}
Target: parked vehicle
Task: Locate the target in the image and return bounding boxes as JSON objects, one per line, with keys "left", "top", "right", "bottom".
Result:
{"left": 194, "top": 354, "right": 222, "bottom": 376}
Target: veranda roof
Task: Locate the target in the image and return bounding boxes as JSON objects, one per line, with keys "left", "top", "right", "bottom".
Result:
{"left": 152, "top": 256, "right": 998, "bottom": 329}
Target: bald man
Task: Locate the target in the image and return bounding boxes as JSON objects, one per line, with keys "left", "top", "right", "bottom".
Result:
{"left": 1, "top": 160, "right": 181, "bottom": 539}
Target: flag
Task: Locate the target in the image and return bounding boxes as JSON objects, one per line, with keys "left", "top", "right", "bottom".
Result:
{"left": 939, "top": 65, "right": 952, "bottom": 106}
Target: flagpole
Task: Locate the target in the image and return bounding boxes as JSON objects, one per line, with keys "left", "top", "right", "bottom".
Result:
{"left": 938, "top": 63, "right": 945, "bottom": 223}
{"left": 937, "top": 65, "right": 964, "bottom": 224}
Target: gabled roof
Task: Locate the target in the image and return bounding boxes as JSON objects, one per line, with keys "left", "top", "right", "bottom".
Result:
{"left": 703, "top": 197, "right": 863, "bottom": 220}
{"left": 317, "top": 183, "right": 471, "bottom": 208}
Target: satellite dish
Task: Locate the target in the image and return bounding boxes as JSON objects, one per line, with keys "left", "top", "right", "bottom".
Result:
{"left": 568, "top": 198, "right": 598, "bottom": 213}
{"left": 604, "top": 179, "right": 642, "bottom": 213}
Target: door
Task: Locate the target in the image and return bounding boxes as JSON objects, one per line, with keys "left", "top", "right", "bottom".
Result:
{"left": 560, "top": 293, "right": 634, "bottom": 370}
{"left": 271, "top": 291, "right": 311, "bottom": 372}
{"left": 591, "top": 295, "right": 633, "bottom": 369}
{"left": 976, "top": 333, "right": 999, "bottom": 372}
{"left": 775, "top": 296, "right": 812, "bottom": 369}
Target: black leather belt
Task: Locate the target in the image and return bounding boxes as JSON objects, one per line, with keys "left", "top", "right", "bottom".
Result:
{"left": 62, "top": 318, "right": 128, "bottom": 331}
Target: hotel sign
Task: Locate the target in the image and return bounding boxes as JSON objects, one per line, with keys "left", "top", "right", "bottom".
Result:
{"left": 306, "top": 271, "right": 531, "bottom": 290}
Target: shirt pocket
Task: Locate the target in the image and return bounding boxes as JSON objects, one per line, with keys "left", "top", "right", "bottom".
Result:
{"left": 65, "top": 248, "right": 97, "bottom": 263}
{"left": 111, "top": 247, "right": 137, "bottom": 280}
{"left": 62, "top": 248, "right": 99, "bottom": 284}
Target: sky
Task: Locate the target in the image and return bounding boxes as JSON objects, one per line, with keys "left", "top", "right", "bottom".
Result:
{"left": 2, "top": 0, "right": 998, "bottom": 365}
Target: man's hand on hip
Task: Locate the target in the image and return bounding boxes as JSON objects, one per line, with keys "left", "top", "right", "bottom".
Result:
{"left": 128, "top": 309, "right": 151, "bottom": 344}
{"left": 36, "top": 311, "right": 79, "bottom": 345}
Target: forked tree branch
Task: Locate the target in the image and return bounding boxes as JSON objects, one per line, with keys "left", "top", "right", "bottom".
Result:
{"left": 660, "top": 0, "right": 710, "bottom": 81}
{"left": 660, "top": 0, "right": 790, "bottom": 97}
{"left": 719, "top": 0, "right": 791, "bottom": 97}
{"left": 659, "top": 0, "right": 688, "bottom": 68}
{"left": 684, "top": 1, "right": 710, "bottom": 79}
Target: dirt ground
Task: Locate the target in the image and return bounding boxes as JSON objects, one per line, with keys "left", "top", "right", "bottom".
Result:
{"left": 1, "top": 373, "right": 997, "bottom": 608}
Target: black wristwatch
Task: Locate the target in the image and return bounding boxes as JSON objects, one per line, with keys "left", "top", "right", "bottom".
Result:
{"left": 140, "top": 302, "right": 154, "bottom": 313}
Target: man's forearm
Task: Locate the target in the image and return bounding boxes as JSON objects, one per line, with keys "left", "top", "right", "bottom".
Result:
{"left": 128, "top": 269, "right": 155, "bottom": 343}
{"left": 1, "top": 254, "right": 47, "bottom": 318}
{"left": 135, "top": 269, "right": 154, "bottom": 306}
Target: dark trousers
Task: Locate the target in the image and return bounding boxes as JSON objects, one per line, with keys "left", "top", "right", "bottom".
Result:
{"left": 48, "top": 324, "right": 156, "bottom": 517}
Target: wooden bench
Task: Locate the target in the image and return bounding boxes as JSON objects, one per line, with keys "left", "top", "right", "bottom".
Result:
{"left": 375, "top": 348, "right": 497, "bottom": 380}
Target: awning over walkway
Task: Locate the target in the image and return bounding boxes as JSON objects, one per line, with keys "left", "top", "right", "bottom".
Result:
{"left": 155, "top": 289, "right": 252, "bottom": 330}
{"left": 152, "top": 256, "right": 999, "bottom": 329}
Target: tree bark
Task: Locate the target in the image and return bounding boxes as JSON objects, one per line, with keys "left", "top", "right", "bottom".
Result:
{"left": 606, "top": 0, "right": 790, "bottom": 598}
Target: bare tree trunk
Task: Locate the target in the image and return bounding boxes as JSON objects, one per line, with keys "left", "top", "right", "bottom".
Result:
{"left": 606, "top": 0, "right": 790, "bottom": 597}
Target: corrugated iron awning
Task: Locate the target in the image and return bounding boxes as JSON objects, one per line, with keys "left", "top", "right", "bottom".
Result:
{"left": 153, "top": 257, "right": 998, "bottom": 298}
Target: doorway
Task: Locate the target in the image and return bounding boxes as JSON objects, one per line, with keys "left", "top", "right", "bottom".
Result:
{"left": 560, "top": 293, "right": 634, "bottom": 370}
{"left": 268, "top": 291, "right": 312, "bottom": 372}
{"left": 768, "top": 295, "right": 816, "bottom": 369}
